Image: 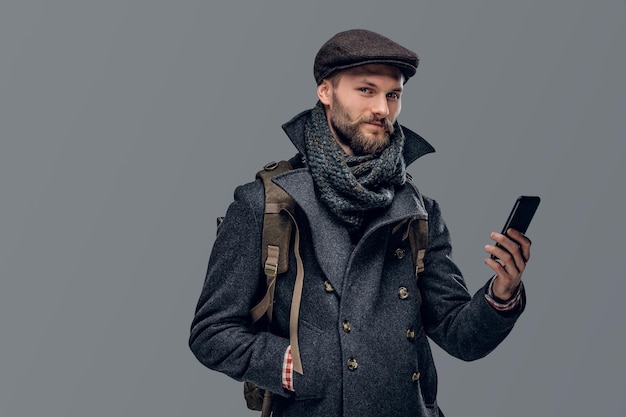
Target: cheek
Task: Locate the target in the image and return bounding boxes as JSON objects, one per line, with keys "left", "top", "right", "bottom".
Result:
{"left": 390, "top": 102, "right": 401, "bottom": 121}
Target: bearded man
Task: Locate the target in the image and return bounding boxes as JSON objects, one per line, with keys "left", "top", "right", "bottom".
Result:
{"left": 189, "top": 29, "right": 531, "bottom": 417}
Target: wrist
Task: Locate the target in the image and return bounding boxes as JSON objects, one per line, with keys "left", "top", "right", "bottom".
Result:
{"left": 485, "top": 276, "right": 523, "bottom": 312}
{"left": 491, "top": 277, "right": 520, "bottom": 302}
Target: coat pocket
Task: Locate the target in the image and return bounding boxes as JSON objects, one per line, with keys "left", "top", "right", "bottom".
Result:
{"left": 291, "top": 319, "right": 331, "bottom": 400}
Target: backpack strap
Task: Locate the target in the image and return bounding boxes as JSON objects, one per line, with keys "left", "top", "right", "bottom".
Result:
{"left": 249, "top": 160, "right": 294, "bottom": 323}
{"left": 257, "top": 161, "right": 294, "bottom": 277}
{"left": 250, "top": 160, "right": 304, "bottom": 375}
{"left": 392, "top": 176, "right": 429, "bottom": 305}
{"left": 407, "top": 180, "right": 428, "bottom": 278}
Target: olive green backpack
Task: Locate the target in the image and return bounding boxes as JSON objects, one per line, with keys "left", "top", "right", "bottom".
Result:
{"left": 218, "top": 160, "right": 429, "bottom": 417}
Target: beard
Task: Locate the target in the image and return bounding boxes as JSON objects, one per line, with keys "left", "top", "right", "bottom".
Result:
{"left": 329, "top": 94, "right": 395, "bottom": 156}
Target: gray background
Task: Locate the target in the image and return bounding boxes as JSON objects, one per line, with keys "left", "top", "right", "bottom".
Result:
{"left": 1, "top": 1, "right": 624, "bottom": 416}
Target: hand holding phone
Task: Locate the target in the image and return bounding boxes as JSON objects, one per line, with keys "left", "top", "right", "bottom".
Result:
{"left": 491, "top": 196, "right": 540, "bottom": 260}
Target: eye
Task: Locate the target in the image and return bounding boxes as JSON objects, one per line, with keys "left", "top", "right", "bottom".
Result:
{"left": 387, "top": 92, "right": 400, "bottom": 100}
{"left": 359, "top": 87, "right": 372, "bottom": 94}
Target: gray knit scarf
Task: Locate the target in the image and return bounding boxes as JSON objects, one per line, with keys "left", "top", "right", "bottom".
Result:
{"left": 304, "top": 101, "right": 407, "bottom": 233}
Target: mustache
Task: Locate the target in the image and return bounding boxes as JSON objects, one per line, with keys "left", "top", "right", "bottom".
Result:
{"left": 349, "top": 115, "right": 394, "bottom": 134}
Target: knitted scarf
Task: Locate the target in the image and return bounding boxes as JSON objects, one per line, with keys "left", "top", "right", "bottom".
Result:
{"left": 304, "top": 101, "right": 407, "bottom": 233}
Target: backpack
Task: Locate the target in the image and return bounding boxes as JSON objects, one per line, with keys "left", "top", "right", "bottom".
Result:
{"left": 219, "top": 160, "right": 429, "bottom": 417}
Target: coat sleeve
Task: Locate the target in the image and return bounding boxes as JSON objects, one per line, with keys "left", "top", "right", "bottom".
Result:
{"left": 419, "top": 198, "right": 526, "bottom": 361}
{"left": 188, "top": 181, "right": 291, "bottom": 396}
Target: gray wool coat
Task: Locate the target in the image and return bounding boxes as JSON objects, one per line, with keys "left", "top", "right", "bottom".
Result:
{"left": 189, "top": 109, "right": 525, "bottom": 417}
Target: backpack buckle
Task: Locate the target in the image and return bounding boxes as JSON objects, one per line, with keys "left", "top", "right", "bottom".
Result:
{"left": 264, "top": 245, "right": 280, "bottom": 278}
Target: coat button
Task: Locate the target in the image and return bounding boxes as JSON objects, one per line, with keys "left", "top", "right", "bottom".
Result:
{"left": 347, "top": 358, "right": 359, "bottom": 371}
{"left": 394, "top": 248, "right": 406, "bottom": 259}
{"left": 342, "top": 320, "right": 352, "bottom": 333}
{"left": 406, "top": 328, "right": 416, "bottom": 340}
{"left": 412, "top": 372, "right": 421, "bottom": 382}
{"left": 398, "top": 287, "right": 409, "bottom": 299}
{"left": 324, "top": 280, "right": 334, "bottom": 292}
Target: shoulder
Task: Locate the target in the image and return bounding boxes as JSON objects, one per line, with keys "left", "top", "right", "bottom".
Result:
{"left": 402, "top": 179, "right": 441, "bottom": 220}
{"left": 234, "top": 177, "right": 264, "bottom": 201}
{"left": 403, "top": 183, "right": 448, "bottom": 236}
{"left": 230, "top": 155, "right": 303, "bottom": 211}
{"left": 230, "top": 178, "right": 265, "bottom": 221}
{"left": 420, "top": 194, "right": 439, "bottom": 217}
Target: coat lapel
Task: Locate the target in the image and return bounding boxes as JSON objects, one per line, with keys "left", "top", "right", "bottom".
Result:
{"left": 362, "top": 182, "right": 428, "bottom": 237}
{"left": 273, "top": 169, "right": 352, "bottom": 294}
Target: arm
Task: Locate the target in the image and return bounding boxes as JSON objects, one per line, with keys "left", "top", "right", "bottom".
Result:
{"left": 418, "top": 198, "right": 527, "bottom": 361}
{"left": 188, "top": 182, "right": 291, "bottom": 396}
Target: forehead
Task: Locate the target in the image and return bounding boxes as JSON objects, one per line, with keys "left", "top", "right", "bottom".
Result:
{"left": 336, "top": 64, "right": 404, "bottom": 84}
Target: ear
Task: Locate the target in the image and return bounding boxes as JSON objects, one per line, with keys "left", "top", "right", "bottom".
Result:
{"left": 317, "top": 80, "right": 332, "bottom": 105}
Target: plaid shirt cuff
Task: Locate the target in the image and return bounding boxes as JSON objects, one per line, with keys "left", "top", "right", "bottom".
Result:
{"left": 485, "top": 276, "right": 524, "bottom": 311}
{"left": 282, "top": 345, "right": 294, "bottom": 391}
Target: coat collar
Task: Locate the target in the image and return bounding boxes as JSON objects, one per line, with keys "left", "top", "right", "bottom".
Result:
{"left": 281, "top": 107, "right": 436, "bottom": 167}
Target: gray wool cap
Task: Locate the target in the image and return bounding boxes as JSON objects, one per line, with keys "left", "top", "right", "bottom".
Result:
{"left": 314, "top": 29, "right": 419, "bottom": 85}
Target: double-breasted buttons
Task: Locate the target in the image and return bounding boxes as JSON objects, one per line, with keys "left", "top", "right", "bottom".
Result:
{"left": 406, "top": 328, "right": 416, "bottom": 340}
{"left": 394, "top": 248, "right": 406, "bottom": 259}
{"left": 398, "top": 286, "right": 409, "bottom": 300}
{"left": 324, "top": 280, "right": 334, "bottom": 292}
{"left": 342, "top": 320, "right": 352, "bottom": 333}
{"left": 347, "top": 358, "right": 359, "bottom": 371}
{"left": 411, "top": 372, "right": 421, "bottom": 382}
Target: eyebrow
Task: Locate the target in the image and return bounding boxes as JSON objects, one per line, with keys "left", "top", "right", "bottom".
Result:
{"left": 359, "top": 79, "right": 403, "bottom": 92}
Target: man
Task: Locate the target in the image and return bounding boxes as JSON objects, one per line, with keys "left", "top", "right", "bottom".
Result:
{"left": 189, "top": 29, "right": 530, "bottom": 417}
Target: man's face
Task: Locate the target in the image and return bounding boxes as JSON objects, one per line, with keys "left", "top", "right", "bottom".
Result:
{"left": 318, "top": 64, "right": 404, "bottom": 156}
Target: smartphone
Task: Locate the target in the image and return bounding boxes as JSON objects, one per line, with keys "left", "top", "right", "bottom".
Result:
{"left": 491, "top": 196, "right": 540, "bottom": 260}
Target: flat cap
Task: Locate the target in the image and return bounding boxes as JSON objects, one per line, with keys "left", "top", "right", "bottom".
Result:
{"left": 314, "top": 29, "right": 419, "bottom": 85}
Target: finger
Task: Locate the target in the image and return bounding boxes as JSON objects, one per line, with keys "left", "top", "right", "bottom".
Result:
{"left": 507, "top": 228, "right": 532, "bottom": 245}
{"left": 489, "top": 232, "right": 525, "bottom": 272}
{"left": 485, "top": 252, "right": 523, "bottom": 289}
{"left": 484, "top": 256, "right": 514, "bottom": 282}
{"left": 484, "top": 242, "right": 519, "bottom": 273}
{"left": 506, "top": 228, "right": 531, "bottom": 262}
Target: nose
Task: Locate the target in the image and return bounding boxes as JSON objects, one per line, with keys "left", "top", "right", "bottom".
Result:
{"left": 371, "top": 94, "right": 390, "bottom": 119}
